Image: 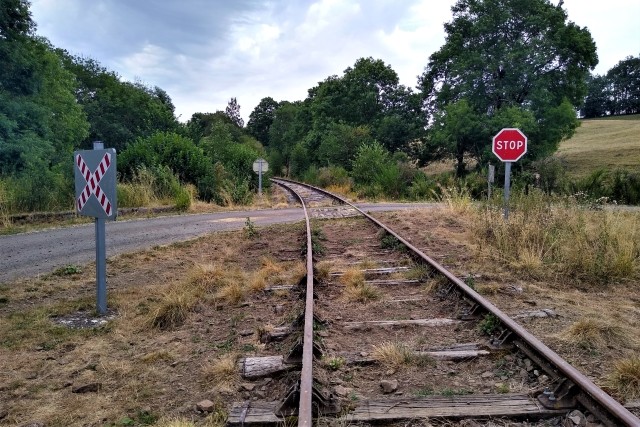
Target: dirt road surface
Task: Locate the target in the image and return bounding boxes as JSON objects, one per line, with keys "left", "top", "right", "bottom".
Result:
{"left": 0, "top": 203, "right": 435, "bottom": 283}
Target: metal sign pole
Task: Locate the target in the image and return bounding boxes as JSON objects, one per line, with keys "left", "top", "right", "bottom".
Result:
{"left": 96, "top": 217, "right": 107, "bottom": 314}
{"left": 503, "top": 161, "right": 512, "bottom": 220}
{"left": 93, "top": 141, "right": 107, "bottom": 315}
{"left": 488, "top": 164, "right": 495, "bottom": 200}
{"left": 258, "top": 161, "right": 263, "bottom": 196}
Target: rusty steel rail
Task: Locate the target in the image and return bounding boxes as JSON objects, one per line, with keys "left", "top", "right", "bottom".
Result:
{"left": 272, "top": 177, "right": 640, "bottom": 427}
{"left": 273, "top": 179, "right": 315, "bottom": 426}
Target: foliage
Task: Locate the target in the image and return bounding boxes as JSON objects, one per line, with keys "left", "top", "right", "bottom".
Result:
{"left": 419, "top": 0, "right": 598, "bottom": 175}
{"left": 583, "top": 55, "right": 640, "bottom": 118}
{"left": 58, "top": 53, "right": 178, "bottom": 152}
{"left": 224, "top": 97, "right": 244, "bottom": 128}
{"left": 0, "top": 0, "right": 34, "bottom": 40}
{"left": 0, "top": 37, "right": 89, "bottom": 176}
{"left": 244, "top": 217, "right": 258, "bottom": 239}
{"left": 479, "top": 314, "right": 500, "bottom": 335}
{"left": 119, "top": 132, "right": 212, "bottom": 195}
{"left": 268, "top": 101, "right": 312, "bottom": 176}
{"left": 247, "top": 96, "right": 279, "bottom": 146}
{"left": 576, "top": 169, "right": 640, "bottom": 205}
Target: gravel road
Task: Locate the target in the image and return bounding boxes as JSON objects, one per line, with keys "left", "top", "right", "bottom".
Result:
{"left": 0, "top": 203, "right": 436, "bottom": 283}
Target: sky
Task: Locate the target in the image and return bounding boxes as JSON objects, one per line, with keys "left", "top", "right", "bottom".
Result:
{"left": 30, "top": 0, "right": 640, "bottom": 123}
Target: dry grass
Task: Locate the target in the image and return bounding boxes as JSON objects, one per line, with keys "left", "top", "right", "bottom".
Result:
{"left": 325, "top": 183, "right": 357, "bottom": 201}
{"left": 203, "top": 353, "right": 239, "bottom": 392}
{"left": 338, "top": 268, "right": 365, "bottom": 288}
{"left": 474, "top": 192, "right": 640, "bottom": 283}
{"left": 148, "top": 288, "right": 196, "bottom": 330}
{"left": 140, "top": 350, "right": 174, "bottom": 364}
{"left": 339, "top": 267, "right": 380, "bottom": 302}
{"left": 560, "top": 318, "right": 626, "bottom": 350}
{"left": 342, "top": 282, "right": 380, "bottom": 302}
{"left": 371, "top": 341, "right": 414, "bottom": 368}
{"left": 556, "top": 115, "right": 640, "bottom": 179}
{"left": 608, "top": 357, "right": 640, "bottom": 400}
{"left": 314, "top": 260, "right": 333, "bottom": 282}
{"left": 249, "top": 257, "right": 305, "bottom": 292}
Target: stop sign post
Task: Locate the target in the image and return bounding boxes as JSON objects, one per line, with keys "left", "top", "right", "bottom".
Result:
{"left": 253, "top": 158, "right": 269, "bottom": 196}
{"left": 492, "top": 128, "right": 527, "bottom": 219}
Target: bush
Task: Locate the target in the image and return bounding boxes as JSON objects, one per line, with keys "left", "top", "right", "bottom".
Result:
{"left": 174, "top": 186, "right": 192, "bottom": 211}
{"left": 409, "top": 173, "right": 437, "bottom": 200}
{"left": 575, "top": 169, "right": 640, "bottom": 205}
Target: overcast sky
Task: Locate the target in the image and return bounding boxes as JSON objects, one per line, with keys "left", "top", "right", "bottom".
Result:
{"left": 30, "top": 0, "right": 640, "bottom": 123}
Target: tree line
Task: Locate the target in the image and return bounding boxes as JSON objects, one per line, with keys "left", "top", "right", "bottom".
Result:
{"left": 1, "top": 0, "right": 638, "bottom": 215}
{"left": 582, "top": 55, "right": 640, "bottom": 118}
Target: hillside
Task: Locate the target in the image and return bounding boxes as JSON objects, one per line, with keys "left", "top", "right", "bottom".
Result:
{"left": 555, "top": 114, "right": 640, "bottom": 179}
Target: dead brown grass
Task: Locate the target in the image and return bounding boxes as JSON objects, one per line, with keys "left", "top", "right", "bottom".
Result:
{"left": 203, "top": 353, "right": 239, "bottom": 388}
{"left": 372, "top": 341, "right": 414, "bottom": 368}
{"left": 560, "top": 318, "right": 626, "bottom": 350}
{"left": 608, "top": 357, "right": 640, "bottom": 400}
{"left": 338, "top": 267, "right": 380, "bottom": 302}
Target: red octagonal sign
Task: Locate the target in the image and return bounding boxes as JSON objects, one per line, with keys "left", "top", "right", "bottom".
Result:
{"left": 492, "top": 128, "right": 527, "bottom": 162}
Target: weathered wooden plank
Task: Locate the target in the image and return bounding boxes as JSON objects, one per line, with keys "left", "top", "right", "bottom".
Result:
{"left": 259, "top": 326, "right": 294, "bottom": 343}
{"left": 365, "top": 279, "right": 420, "bottom": 285}
{"left": 341, "top": 345, "right": 489, "bottom": 365}
{"left": 344, "top": 318, "right": 460, "bottom": 330}
{"left": 227, "top": 395, "right": 566, "bottom": 425}
{"left": 330, "top": 267, "right": 410, "bottom": 276}
{"left": 345, "top": 395, "right": 566, "bottom": 421}
{"left": 264, "top": 285, "right": 296, "bottom": 291}
{"left": 237, "top": 356, "right": 299, "bottom": 379}
{"left": 228, "top": 402, "right": 283, "bottom": 425}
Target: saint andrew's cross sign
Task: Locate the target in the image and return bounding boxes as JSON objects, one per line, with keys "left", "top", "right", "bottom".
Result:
{"left": 74, "top": 147, "right": 117, "bottom": 220}
{"left": 73, "top": 143, "right": 117, "bottom": 315}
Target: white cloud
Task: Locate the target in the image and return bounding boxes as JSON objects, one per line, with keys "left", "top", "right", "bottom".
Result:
{"left": 29, "top": 0, "right": 640, "bottom": 124}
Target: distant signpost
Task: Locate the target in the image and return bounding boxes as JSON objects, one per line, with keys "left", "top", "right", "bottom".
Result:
{"left": 253, "top": 158, "right": 269, "bottom": 196}
{"left": 74, "top": 141, "right": 117, "bottom": 315}
{"left": 492, "top": 128, "right": 527, "bottom": 219}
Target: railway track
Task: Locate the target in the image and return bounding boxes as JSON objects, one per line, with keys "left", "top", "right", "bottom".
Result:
{"left": 227, "top": 178, "right": 640, "bottom": 427}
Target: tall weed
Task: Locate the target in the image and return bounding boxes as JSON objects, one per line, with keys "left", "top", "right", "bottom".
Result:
{"left": 475, "top": 190, "right": 639, "bottom": 283}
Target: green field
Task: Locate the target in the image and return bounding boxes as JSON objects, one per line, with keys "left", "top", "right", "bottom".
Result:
{"left": 556, "top": 114, "right": 640, "bottom": 179}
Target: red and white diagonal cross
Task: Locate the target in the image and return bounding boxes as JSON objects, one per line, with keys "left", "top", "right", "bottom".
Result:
{"left": 76, "top": 153, "right": 113, "bottom": 216}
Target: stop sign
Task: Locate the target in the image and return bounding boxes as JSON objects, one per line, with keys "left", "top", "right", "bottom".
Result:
{"left": 492, "top": 128, "right": 527, "bottom": 162}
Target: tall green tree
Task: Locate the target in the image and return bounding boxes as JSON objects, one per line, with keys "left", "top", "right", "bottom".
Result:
{"left": 308, "top": 57, "right": 423, "bottom": 153}
{"left": 246, "top": 96, "right": 279, "bottom": 146}
{"left": 606, "top": 55, "right": 640, "bottom": 115}
{"left": 581, "top": 74, "right": 610, "bottom": 118}
{"left": 419, "top": 0, "right": 598, "bottom": 175}
{"left": 268, "top": 101, "right": 312, "bottom": 176}
{"left": 224, "top": 97, "right": 244, "bottom": 128}
{"left": 0, "top": 0, "right": 33, "bottom": 40}
{"left": 58, "top": 53, "right": 178, "bottom": 152}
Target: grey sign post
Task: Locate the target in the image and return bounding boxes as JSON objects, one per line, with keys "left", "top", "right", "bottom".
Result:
{"left": 488, "top": 164, "right": 495, "bottom": 200}
{"left": 74, "top": 142, "right": 117, "bottom": 315}
{"left": 252, "top": 158, "right": 269, "bottom": 196}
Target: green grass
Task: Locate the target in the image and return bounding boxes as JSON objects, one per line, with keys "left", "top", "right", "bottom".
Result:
{"left": 555, "top": 114, "right": 640, "bottom": 179}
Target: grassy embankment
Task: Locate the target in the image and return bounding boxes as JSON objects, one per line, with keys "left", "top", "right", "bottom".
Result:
{"left": 555, "top": 114, "right": 640, "bottom": 179}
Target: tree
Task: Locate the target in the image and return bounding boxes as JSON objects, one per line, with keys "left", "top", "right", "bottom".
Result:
{"left": 0, "top": 37, "right": 88, "bottom": 174}
{"left": 581, "top": 74, "right": 610, "bottom": 118}
{"left": 0, "top": 0, "right": 34, "bottom": 40}
{"left": 57, "top": 53, "right": 179, "bottom": 152}
{"left": 419, "top": 0, "right": 598, "bottom": 175}
{"left": 246, "top": 96, "right": 279, "bottom": 146}
{"left": 307, "top": 57, "right": 423, "bottom": 154}
{"left": 268, "top": 101, "right": 311, "bottom": 176}
{"left": 606, "top": 55, "right": 640, "bottom": 115}
{"left": 225, "top": 97, "right": 244, "bottom": 128}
